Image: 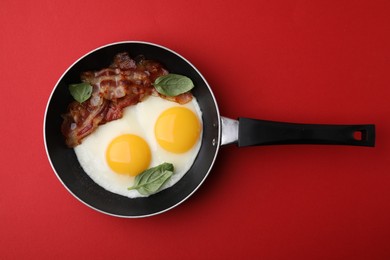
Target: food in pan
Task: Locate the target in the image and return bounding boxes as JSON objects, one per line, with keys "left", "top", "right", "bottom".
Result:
{"left": 74, "top": 95, "right": 202, "bottom": 198}
{"left": 61, "top": 53, "right": 202, "bottom": 197}
{"left": 62, "top": 52, "right": 194, "bottom": 148}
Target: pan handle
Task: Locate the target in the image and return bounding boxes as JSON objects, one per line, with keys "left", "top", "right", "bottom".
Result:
{"left": 236, "top": 117, "right": 375, "bottom": 147}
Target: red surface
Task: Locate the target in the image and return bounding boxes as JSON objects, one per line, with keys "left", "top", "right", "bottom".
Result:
{"left": 1, "top": 0, "right": 390, "bottom": 259}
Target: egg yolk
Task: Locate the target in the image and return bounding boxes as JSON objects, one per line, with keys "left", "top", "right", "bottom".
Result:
{"left": 106, "top": 134, "right": 151, "bottom": 176}
{"left": 155, "top": 107, "right": 201, "bottom": 153}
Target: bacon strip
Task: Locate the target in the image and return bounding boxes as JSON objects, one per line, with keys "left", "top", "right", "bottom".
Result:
{"left": 61, "top": 99, "right": 109, "bottom": 147}
{"left": 61, "top": 52, "right": 193, "bottom": 147}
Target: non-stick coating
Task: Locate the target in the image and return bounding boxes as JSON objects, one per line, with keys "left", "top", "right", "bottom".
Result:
{"left": 44, "top": 42, "right": 221, "bottom": 217}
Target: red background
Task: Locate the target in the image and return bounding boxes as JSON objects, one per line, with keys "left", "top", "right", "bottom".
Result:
{"left": 1, "top": 0, "right": 390, "bottom": 259}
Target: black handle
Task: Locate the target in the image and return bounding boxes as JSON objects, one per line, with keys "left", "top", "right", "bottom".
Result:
{"left": 238, "top": 118, "right": 375, "bottom": 147}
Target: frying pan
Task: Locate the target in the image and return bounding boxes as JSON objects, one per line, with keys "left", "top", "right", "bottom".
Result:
{"left": 44, "top": 41, "right": 375, "bottom": 218}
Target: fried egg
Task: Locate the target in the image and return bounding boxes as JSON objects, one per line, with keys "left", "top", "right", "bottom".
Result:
{"left": 74, "top": 95, "right": 202, "bottom": 198}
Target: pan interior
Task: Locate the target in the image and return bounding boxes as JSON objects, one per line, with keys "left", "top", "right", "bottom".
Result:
{"left": 44, "top": 42, "right": 221, "bottom": 217}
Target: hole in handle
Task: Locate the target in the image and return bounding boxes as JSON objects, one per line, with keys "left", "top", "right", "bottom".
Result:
{"left": 353, "top": 130, "right": 368, "bottom": 141}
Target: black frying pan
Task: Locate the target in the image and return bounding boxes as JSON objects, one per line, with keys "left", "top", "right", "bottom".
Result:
{"left": 44, "top": 41, "right": 375, "bottom": 218}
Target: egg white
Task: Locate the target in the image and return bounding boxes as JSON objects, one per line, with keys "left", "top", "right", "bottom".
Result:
{"left": 74, "top": 95, "right": 202, "bottom": 198}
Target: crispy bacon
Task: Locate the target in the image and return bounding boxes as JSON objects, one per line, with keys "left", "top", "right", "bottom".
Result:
{"left": 61, "top": 52, "right": 193, "bottom": 147}
{"left": 61, "top": 99, "right": 109, "bottom": 147}
{"left": 151, "top": 89, "right": 194, "bottom": 105}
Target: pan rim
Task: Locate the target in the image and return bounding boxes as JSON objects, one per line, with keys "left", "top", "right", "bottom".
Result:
{"left": 43, "top": 40, "right": 222, "bottom": 218}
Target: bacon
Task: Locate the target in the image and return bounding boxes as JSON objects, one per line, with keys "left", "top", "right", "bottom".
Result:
{"left": 61, "top": 52, "right": 193, "bottom": 147}
{"left": 151, "top": 89, "right": 194, "bottom": 105}
{"left": 111, "top": 52, "right": 136, "bottom": 70}
{"left": 61, "top": 99, "right": 109, "bottom": 147}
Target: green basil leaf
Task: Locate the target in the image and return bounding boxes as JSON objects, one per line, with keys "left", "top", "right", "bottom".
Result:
{"left": 69, "top": 82, "right": 93, "bottom": 103}
{"left": 128, "top": 163, "right": 174, "bottom": 196}
{"left": 153, "top": 74, "right": 194, "bottom": 97}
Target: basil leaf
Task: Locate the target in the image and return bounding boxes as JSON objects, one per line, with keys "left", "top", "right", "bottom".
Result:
{"left": 69, "top": 82, "right": 92, "bottom": 103}
{"left": 128, "top": 163, "right": 174, "bottom": 196}
{"left": 153, "top": 74, "right": 194, "bottom": 97}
